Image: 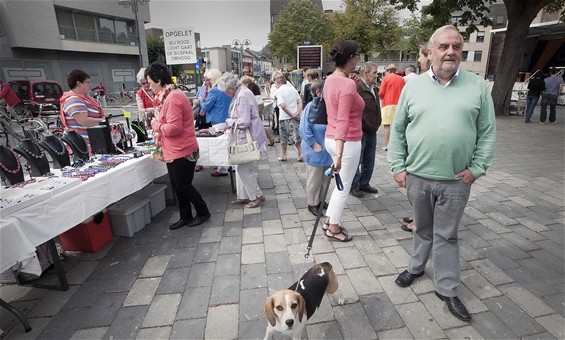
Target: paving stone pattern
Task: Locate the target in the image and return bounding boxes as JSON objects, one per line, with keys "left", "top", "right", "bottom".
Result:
{"left": 0, "top": 110, "right": 563, "bottom": 339}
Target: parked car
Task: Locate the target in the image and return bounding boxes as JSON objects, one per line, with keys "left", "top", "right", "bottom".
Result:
{"left": 9, "top": 80, "right": 63, "bottom": 116}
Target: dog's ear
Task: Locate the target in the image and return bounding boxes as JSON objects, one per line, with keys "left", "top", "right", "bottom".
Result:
{"left": 264, "top": 296, "right": 277, "bottom": 327}
{"left": 325, "top": 267, "right": 339, "bottom": 294}
{"left": 296, "top": 293, "right": 307, "bottom": 323}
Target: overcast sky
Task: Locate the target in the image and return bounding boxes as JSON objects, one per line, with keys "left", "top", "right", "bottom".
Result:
{"left": 146, "top": 0, "right": 345, "bottom": 51}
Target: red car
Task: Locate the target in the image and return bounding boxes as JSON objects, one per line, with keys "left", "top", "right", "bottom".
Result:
{"left": 9, "top": 80, "right": 63, "bottom": 116}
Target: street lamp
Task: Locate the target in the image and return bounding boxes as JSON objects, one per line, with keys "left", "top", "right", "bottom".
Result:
{"left": 232, "top": 39, "right": 251, "bottom": 76}
{"left": 118, "top": 0, "right": 150, "bottom": 68}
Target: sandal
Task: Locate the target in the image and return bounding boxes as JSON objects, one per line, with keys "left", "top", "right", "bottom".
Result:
{"left": 231, "top": 199, "right": 250, "bottom": 204}
{"left": 268, "top": 140, "right": 275, "bottom": 146}
{"left": 323, "top": 222, "right": 348, "bottom": 234}
{"left": 297, "top": 155, "right": 303, "bottom": 162}
{"left": 402, "top": 217, "right": 413, "bottom": 223}
{"left": 246, "top": 197, "right": 263, "bottom": 208}
{"left": 278, "top": 155, "right": 287, "bottom": 161}
{"left": 325, "top": 228, "right": 353, "bottom": 242}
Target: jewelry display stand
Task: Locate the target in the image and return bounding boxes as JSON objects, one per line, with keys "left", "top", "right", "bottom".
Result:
{"left": 0, "top": 145, "right": 25, "bottom": 185}
{"left": 13, "top": 139, "right": 51, "bottom": 177}
{"left": 61, "top": 131, "right": 90, "bottom": 162}
{"left": 39, "top": 135, "right": 71, "bottom": 169}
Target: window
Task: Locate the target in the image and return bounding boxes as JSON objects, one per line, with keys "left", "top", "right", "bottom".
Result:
{"left": 474, "top": 51, "right": 482, "bottom": 62}
{"left": 496, "top": 16, "right": 505, "bottom": 24}
{"left": 55, "top": 7, "right": 135, "bottom": 45}
{"left": 462, "top": 51, "right": 469, "bottom": 60}
{"left": 476, "top": 31, "right": 485, "bottom": 43}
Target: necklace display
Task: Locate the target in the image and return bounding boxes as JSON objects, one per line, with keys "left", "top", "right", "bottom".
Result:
{"left": 19, "top": 141, "right": 45, "bottom": 160}
{"left": 41, "top": 136, "right": 66, "bottom": 156}
{"left": 63, "top": 133, "right": 88, "bottom": 158}
{"left": 0, "top": 147, "right": 22, "bottom": 175}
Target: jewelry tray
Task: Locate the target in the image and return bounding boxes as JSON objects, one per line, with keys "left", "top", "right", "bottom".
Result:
{"left": 0, "top": 187, "right": 52, "bottom": 215}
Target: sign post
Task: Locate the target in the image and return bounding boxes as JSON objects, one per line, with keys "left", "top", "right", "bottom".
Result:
{"left": 163, "top": 27, "right": 197, "bottom": 65}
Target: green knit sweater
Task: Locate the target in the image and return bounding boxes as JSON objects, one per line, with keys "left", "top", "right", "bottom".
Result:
{"left": 387, "top": 69, "right": 496, "bottom": 181}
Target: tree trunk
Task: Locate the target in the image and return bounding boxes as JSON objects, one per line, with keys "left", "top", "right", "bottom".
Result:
{"left": 492, "top": 0, "right": 554, "bottom": 115}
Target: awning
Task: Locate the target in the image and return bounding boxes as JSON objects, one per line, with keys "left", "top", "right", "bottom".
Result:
{"left": 491, "top": 20, "right": 565, "bottom": 40}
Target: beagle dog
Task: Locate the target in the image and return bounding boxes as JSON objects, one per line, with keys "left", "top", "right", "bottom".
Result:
{"left": 264, "top": 262, "right": 338, "bottom": 340}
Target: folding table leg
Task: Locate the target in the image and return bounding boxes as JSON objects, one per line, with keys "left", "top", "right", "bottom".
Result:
{"left": 0, "top": 298, "right": 32, "bottom": 332}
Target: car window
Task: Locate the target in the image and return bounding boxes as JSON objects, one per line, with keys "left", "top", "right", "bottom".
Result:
{"left": 33, "top": 83, "right": 62, "bottom": 96}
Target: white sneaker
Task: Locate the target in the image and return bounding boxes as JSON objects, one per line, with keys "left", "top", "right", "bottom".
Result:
{"left": 550, "top": 121, "right": 557, "bottom": 124}
{"left": 540, "top": 121, "right": 545, "bottom": 125}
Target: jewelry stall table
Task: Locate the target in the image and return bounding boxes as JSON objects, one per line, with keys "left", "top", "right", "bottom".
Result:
{"left": 0, "top": 154, "right": 168, "bottom": 331}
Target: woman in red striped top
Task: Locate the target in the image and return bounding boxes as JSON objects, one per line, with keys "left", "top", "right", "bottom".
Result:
{"left": 60, "top": 69, "right": 106, "bottom": 145}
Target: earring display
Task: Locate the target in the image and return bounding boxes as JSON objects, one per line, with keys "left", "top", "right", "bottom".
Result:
{"left": 0, "top": 145, "right": 25, "bottom": 185}
{"left": 0, "top": 187, "right": 51, "bottom": 215}
{"left": 14, "top": 139, "right": 51, "bottom": 177}
{"left": 39, "top": 135, "right": 71, "bottom": 168}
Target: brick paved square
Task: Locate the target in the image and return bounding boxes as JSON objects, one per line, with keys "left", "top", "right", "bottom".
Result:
{"left": 396, "top": 302, "right": 445, "bottom": 339}
{"left": 205, "top": 304, "right": 239, "bottom": 339}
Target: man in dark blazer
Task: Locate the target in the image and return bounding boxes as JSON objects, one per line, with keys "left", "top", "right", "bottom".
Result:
{"left": 351, "top": 62, "right": 381, "bottom": 198}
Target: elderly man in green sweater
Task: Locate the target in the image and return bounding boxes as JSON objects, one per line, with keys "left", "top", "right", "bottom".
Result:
{"left": 387, "top": 25, "right": 496, "bottom": 322}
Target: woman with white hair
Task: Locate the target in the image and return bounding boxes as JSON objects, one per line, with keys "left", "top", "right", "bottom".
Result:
{"left": 217, "top": 72, "right": 268, "bottom": 208}
{"left": 193, "top": 68, "right": 232, "bottom": 177}
{"left": 135, "top": 67, "right": 155, "bottom": 128}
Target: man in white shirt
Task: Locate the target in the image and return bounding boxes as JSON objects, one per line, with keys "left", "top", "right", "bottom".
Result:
{"left": 273, "top": 71, "right": 303, "bottom": 161}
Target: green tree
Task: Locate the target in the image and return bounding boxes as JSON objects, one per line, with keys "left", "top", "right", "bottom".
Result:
{"left": 268, "top": 0, "right": 333, "bottom": 67}
{"left": 332, "top": 0, "right": 403, "bottom": 61}
{"left": 146, "top": 35, "right": 182, "bottom": 76}
{"left": 401, "top": 14, "right": 443, "bottom": 57}
{"left": 391, "top": 0, "right": 564, "bottom": 115}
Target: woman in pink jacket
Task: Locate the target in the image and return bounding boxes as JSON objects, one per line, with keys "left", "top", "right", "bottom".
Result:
{"left": 146, "top": 63, "right": 210, "bottom": 230}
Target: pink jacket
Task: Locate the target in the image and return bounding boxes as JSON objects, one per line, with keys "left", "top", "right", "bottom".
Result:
{"left": 151, "top": 89, "right": 198, "bottom": 161}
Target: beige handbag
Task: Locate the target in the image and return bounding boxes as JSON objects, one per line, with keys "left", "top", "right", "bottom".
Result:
{"left": 228, "top": 128, "right": 260, "bottom": 165}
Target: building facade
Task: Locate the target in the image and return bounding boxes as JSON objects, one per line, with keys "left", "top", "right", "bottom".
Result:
{"left": 0, "top": 0, "right": 150, "bottom": 92}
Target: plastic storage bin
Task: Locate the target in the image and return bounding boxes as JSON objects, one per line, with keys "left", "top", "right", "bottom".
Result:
{"left": 59, "top": 212, "right": 112, "bottom": 252}
{"left": 107, "top": 196, "right": 151, "bottom": 237}
{"left": 153, "top": 174, "right": 175, "bottom": 205}
{"left": 132, "top": 184, "right": 166, "bottom": 217}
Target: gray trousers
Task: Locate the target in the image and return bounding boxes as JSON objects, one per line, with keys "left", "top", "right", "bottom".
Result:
{"left": 306, "top": 164, "right": 329, "bottom": 206}
{"left": 235, "top": 160, "right": 262, "bottom": 200}
{"left": 406, "top": 174, "right": 471, "bottom": 297}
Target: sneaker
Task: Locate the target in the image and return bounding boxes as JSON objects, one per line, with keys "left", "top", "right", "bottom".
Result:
{"left": 195, "top": 165, "right": 203, "bottom": 172}
{"left": 550, "top": 121, "right": 557, "bottom": 124}
{"left": 211, "top": 171, "right": 228, "bottom": 177}
{"left": 540, "top": 121, "right": 545, "bottom": 125}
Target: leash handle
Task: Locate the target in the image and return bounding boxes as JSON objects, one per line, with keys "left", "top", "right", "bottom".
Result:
{"left": 324, "top": 167, "right": 343, "bottom": 191}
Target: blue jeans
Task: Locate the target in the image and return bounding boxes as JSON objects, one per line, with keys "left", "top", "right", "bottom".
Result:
{"left": 524, "top": 95, "right": 539, "bottom": 122}
{"left": 352, "top": 132, "right": 377, "bottom": 190}
{"left": 540, "top": 93, "right": 558, "bottom": 123}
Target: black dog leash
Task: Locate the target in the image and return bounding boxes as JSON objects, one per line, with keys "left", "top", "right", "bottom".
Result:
{"left": 305, "top": 166, "right": 343, "bottom": 258}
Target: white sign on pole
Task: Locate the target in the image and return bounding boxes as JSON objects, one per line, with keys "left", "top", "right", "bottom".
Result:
{"left": 163, "top": 27, "right": 197, "bottom": 65}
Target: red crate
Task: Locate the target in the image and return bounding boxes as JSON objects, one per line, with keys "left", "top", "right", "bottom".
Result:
{"left": 59, "top": 212, "right": 112, "bottom": 252}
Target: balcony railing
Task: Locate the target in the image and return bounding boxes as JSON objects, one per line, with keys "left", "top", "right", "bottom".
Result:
{"left": 58, "top": 26, "right": 138, "bottom": 46}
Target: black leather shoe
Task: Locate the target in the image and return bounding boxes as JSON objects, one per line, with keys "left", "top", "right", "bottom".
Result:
{"left": 359, "top": 186, "right": 379, "bottom": 194}
{"left": 187, "top": 213, "right": 211, "bottom": 227}
{"left": 435, "top": 292, "right": 471, "bottom": 321}
{"left": 395, "top": 270, "right": 425, "bottom": 287}
{"left": 401, "top": 224, "right": 413, "bottom": 233}
{"left": 308, "top": 205, "right": 320, "bottom": 216}
{"left": 350, "top": 188, "right": 364, "bottom": 198}
{"left": 169, "top": 219, "right": 190, "bottom": 230}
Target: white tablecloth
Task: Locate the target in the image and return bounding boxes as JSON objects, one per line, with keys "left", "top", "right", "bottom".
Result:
{"left": 0, "top": 154, "right": 168, "bottom": 273}
{"left": 196, "top": 134, "right": 229, "bottom": 167}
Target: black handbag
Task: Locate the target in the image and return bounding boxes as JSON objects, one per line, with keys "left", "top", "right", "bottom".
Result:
{"left": 307, "top": 95, "right": 327, "bottom": 125}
